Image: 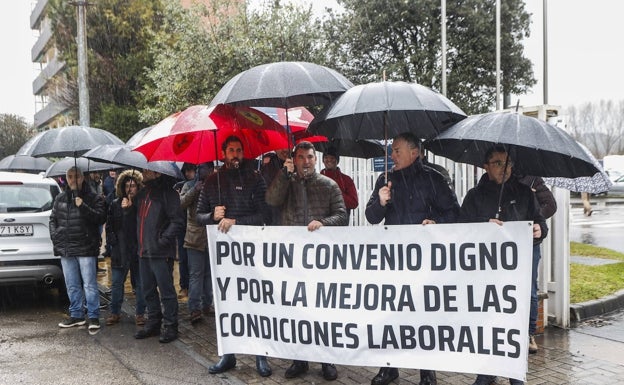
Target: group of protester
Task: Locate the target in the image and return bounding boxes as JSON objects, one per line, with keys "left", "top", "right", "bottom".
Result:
{"left": 49, "top": 130, "right": 555, "bottom": 385}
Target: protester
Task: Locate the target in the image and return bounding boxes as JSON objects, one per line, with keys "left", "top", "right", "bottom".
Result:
{"left": 174, "top": 162, "right": 195, "bottom": 300}
{"left": 133, "top": 169, "right": 184, "bottom": 343}
{"left": 105, "top": 170, "right": 146, "bottom": 327}
{"left": 517, "top": 174, "right": 557, "bottom": 354}
{"left": 50, "top": 166, "right": 107, "bottom": 333}
{"left": 180, "top": 162, "right": 215, "bottom": 324}
{"left": 365, "top": 132, "right": 459, "bottom": 385}
{"left": 459, "top": 145, "right": 548, "bottom": 385}
{"left": 320, "top": 147, "right": 358, "bottom": 222}
{"left": 196, "top": 136, "right": 273, "bottom": 377}
{"left": 266, "top": 140, "right": 347, "bottom": 381}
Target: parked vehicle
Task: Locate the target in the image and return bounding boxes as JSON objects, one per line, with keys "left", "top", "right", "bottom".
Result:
{"left": 0, "top": 171, "right": 62, "bottom": 287}
{"left": 609, "top": 174, "right": 624, "bottom": 196}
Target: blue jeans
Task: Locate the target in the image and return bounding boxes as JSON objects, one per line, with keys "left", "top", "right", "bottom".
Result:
{"left": 61, "top": 256, "right": 99, "bottom": 319}
{"left": 110, "top": 260, "right": 146, "bottom": 316}
{"left": 530, "top": 244, "right": 542, "bottom": 335}
{"left": 187, "top": 248, "right": 212, "bottom": 312}
{"left": 140, "top": 258, "right": 178, "bottom": 327}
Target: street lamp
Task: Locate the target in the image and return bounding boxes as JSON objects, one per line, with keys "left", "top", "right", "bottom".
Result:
{"left": 69, "top": 1, "right": 90, "bottom": 126}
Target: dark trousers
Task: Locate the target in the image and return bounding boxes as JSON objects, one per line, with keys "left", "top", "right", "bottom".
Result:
{"left": 140, "top": 258, "right": 178, "bottom": 327}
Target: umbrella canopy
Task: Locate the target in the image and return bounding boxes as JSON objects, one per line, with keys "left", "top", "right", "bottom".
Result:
{"left": 209, "top": 61, "right": 354, "bottom": 108}
{"left": 132, "top": 104, "right": 290, "bottom": 164}
{"left": 126, "top": 126, "right": 153, "bottom": 147}
{"left": 315, "top": 139, "right": 386, "bottom": 159}
{"left": 543, "top": 142, "right": 613, "bottom": 193}
{"left": 45, "top": 157, "right": 117, "bottom": 178}
{"left": 16, "top": 125, "right": 124, "bottom": 158}
{"left": 423, "top": 112, "right": 600, "bottom": 178}
{"left": 82, "top": 144, "right": 183, "bottom": 179}
{"left": 0, "top": 155, "right": 52, "bottom": 173}
{"left": 308, "top": 81, "right": 467, "bottom": 141}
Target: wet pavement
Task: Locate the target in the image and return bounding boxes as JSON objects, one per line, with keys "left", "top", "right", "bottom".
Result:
{"left": 94, "top": 260, "right": 624, "bottom": 385}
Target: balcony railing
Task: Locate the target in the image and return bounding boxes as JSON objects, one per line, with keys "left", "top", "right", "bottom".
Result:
{"left": 31, "top": 22, "right": 52, "bottom": 62}
{"left": 30, "top": 0, "right": 48, "bottom": 30}
{"left": 32, "top": 57, "right": 66, "bottom": 95}
{"left": 34, "top": 100, "right": 70, "bottom": 129}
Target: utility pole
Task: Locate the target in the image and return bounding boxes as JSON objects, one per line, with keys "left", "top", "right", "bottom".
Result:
{"left": 70, "top": 1, "right": 90, "bottom": 126}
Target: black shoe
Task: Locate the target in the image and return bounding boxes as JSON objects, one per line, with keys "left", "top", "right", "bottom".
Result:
{"left": 371, "top": 367, "right": 399, "bottom": 385}
{"left": 256, "top": 356, "right": 272, "bottom": 377}
{"left": 208, "top": 354, "right": 236, "bottom": 374}
{"left": 159, "top": 325, "right": 178, "bottom": 343}
{"left": 419, "top": 369, "right": 437, "bottom": 385}
{"left": 472, "top": 374, "right": 496, "bottom": 385}
{"left": 321, "top": 363, "right": 338, "bottom": 381}
{"left": 134, "top": 327, "right": 160, "bottom": 339}
{"left": 284, "top": 360, "right": 308, "bottom": 378}
{"left": 58, "top": 317, "right": 86, "bottom": 328}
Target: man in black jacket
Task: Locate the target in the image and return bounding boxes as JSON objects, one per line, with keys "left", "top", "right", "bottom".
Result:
{"left": 133, "top": 169, "right": 184, "bottom": 343}
{"left": 196, "top": 135, "right": 273, "bottom": 378}
{"left": 460, "top": 145, "right": 548, "bottom": 385}
{"left": 50, "top": 166, "right": 107, "bottom": 333}
{"left": 365, "top": 132, "right": 459, "bottom": 385}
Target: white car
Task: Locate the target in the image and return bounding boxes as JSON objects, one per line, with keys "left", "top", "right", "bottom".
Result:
{"left": 609, "top": 174, "right": 624, "bottom": 196}
{"left": 0, "top": 171, "right": 63, "bottom": 287}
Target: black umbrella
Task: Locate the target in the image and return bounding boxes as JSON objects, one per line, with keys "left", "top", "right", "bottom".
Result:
{"left": 314, "top": 139, "right": 386, "bottom": 159}
{"left": 82, "top": 144, "right": 183, "bottom": 179}
{"left": 45, "top": 157, "right": 118, "bottom": 178}
{"left": 423, "top": 112, "right": 600, "bottom": 178}
{"left": 308, "top": 80, "right": 466, "bottom": 178}
{"left": 16, "top": 125, "right": 124, "bottom": 158}
{"left": 209, "top": 61, "right": 354, "bottom": 108}
{"left": 0, "top": 155, "right": 52, "bottom": 173}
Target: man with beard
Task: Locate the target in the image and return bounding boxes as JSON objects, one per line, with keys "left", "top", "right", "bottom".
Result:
{"left": 196, "top": 135, "right": 273, "bottom": 377}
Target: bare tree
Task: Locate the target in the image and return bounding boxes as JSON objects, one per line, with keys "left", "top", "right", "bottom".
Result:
{"left": 564, "top": 100, "right": 624, "bottom": 158}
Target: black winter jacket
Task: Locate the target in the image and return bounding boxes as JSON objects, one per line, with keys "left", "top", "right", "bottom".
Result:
{"left": 106, "top": 198, "right": 138, "bottom": 268}
{"left": 49, "top": 187, "right": 107, "bottom": 257}
{"left": 459, "top": 174, "right": 548, "bottom": 244}
{"left": 517, "top": 175, "right": 557, "bottom": 219}
{"left": 365, "top": 161, "right": 460, "bottom": 225}
{"left": 196, "top": 162, "right": 271, "bottom": 226}
{"left": 135, "top": 177, "right": 184, "bottom": 259}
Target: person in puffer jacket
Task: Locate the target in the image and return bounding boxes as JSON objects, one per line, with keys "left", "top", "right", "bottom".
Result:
{"left": 104, "top": 169, "right": 146, "bottom": 327}
{"left": 265, "top": 141, "right": 347, "bottom": 382}
{"left": 195, "top": 135, "right": 273, "bottom": 378}
{"left": 133, "top": 169, "right": 184, "bottom": 344}
{"left": 365, "top": 133, "right": 458, "bottom": 385}
{"left": 460, "top": 145, "right": 547, "bottom": 385}
{"left": 50, "top": 166, "right": 107, "bottom": 332}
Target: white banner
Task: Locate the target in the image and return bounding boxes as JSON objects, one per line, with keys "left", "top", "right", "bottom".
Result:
{"left": 207, "top": 222, "right": 533, "bottom": 380}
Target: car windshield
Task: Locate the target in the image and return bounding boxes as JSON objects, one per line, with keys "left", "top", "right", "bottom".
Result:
{"left": 0, "top": 184, "right": 54, "bottom": 213}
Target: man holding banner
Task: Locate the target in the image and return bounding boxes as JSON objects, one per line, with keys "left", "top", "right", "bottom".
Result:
{"left": 266, "top": 140, "right": 348, "bottom": 381}
{"left": 365, "top": 132, "right": 460, "bottom": 385}
{"left": 196, "top": 135, "right": 273, "bottom": 377}
{"left": 459, "top": 145, "right": 548, "bottom": 385}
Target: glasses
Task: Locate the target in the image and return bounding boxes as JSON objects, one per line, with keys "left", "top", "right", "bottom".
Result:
{"left": 487, "top": 160, "right": 513, "bottom": 168}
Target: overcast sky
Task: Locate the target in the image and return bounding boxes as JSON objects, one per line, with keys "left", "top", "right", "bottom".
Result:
{"left": 2, "top": 0, "right": 623, "bottom": 123}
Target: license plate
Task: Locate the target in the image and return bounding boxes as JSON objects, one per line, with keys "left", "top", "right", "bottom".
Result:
{"left": 0, "top": 224, "right": 34, "bottom": 236}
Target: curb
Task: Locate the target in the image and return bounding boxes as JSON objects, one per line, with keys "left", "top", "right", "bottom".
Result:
{"left": 570, "top": 289, "right": 624, "bottom": 322}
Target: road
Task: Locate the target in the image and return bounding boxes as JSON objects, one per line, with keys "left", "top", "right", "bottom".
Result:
{"left": 569, "top": 202, "right": 624, "bottom": 253}
{"left": 0, "top": 286, "right": 233, "bottom": 385}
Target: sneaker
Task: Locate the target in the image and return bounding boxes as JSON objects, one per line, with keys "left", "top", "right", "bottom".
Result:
{"left": 106, "top": 314, "right": 120, "bottom": 326}
{"left": 529, "top": 335, "right": 538, "bottom": 354}
{"left": 88, "top": 318, "right": 101, "bottom": 331}
{"left": 58, "top": 317, "right": 86, "bottom": 328}
{"left": 135, "top": 314, "right": 146, "bottom": 326}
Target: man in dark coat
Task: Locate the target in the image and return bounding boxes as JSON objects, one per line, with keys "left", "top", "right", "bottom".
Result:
{"left": 196, "top": 135, "right": 273, "bottom": 377}
{"left": 365, "top": 132, "right": 459, "bottom": 385}
{"left": 460, "top": 145, "right": 548, "bottom": 385}
{"left": 133, "top": 169, "right": 184, "bottom": 343}
{"left": 50, "top": 166, "right": 107, "bottom": 332}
